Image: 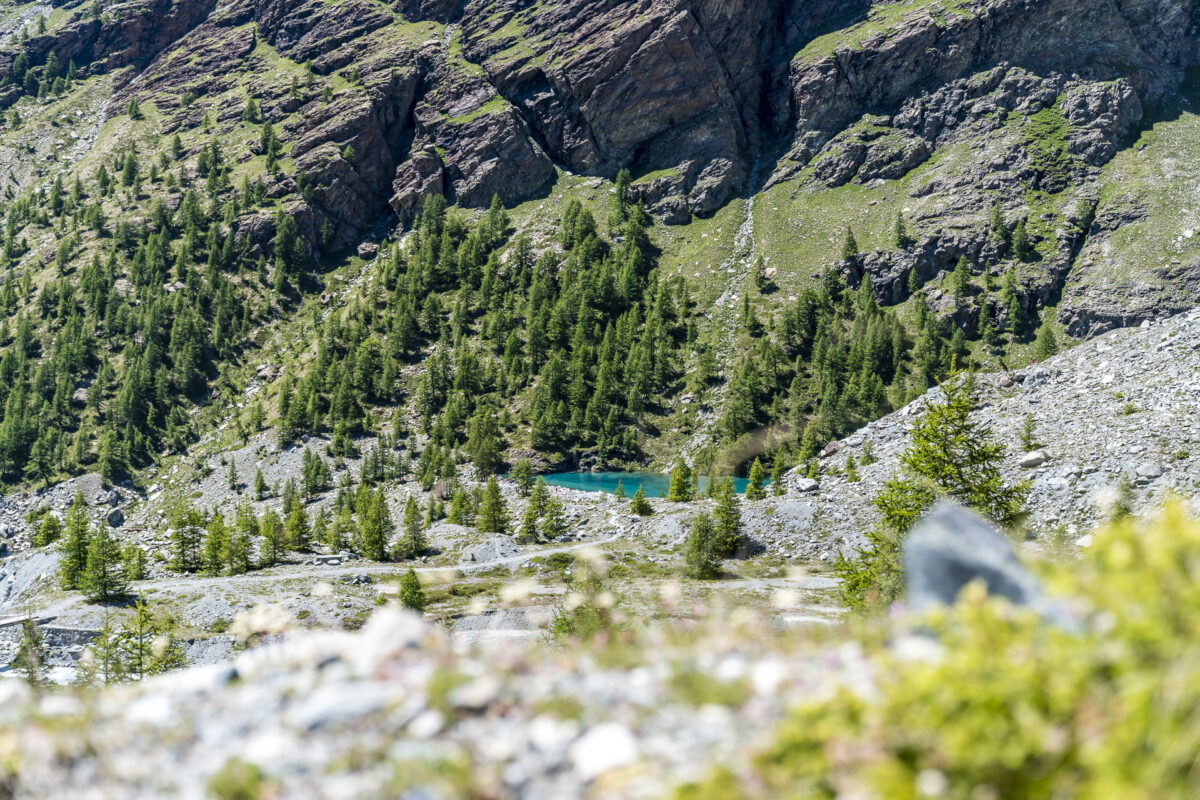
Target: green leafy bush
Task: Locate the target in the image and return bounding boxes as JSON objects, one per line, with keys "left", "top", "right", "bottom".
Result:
{"left": 679, "top": 503, "right": 1200, "bottom": 799}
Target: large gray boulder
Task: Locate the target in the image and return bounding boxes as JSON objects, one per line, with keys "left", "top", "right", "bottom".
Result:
{"left": 903, "top": 502, "right": 1073, "bottom": 628}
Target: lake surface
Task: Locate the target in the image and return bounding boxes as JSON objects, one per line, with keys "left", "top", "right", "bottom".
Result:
{"left": 533, "top": 472, "right": 766, "bottom": 497}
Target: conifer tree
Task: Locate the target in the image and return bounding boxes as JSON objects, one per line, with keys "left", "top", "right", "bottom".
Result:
{"left": 169, "top": 505, "right": 205, "bottom": 572}
{"left": 59, "top": 491, "right": 91, "bottom": 589}
{"left": 529, "top": 477, "right": 551, "bottom": 516}
{"left": 466, "top": 406, "right": 505, "bottom": 477}
{"left": 395, "top": 495, "right": 426, "bottom": 559}
{"left": 989, "top": 202, "right": 1008, "bottom": 244}
{"left": 34, "top": 515, "right": 62, "bottom": 547}
{"left": 614, "top": 479, "right": 626, "bottom": 499}
{"left": 712, "top": 478, "right": 744, "bottom": 557}
{"left": 630, "top": 484, "right": 653, "bottom": 516}
{"left": 447, "top": 487, "right": 475, "bottom": 525}
{"left": 81, "top": 523, "right": 127, "bottom": 602}
{"left": 951, "top": 256, "right": 970, "bottom": 300}
{"left": 540, "top": 497, "right": 568, "bottom": 540}
{"left": 745, "top": 458, "right": 767, "bottom": 500}
{"left": 1013, "top": 217, "right": 1033, "bottom": 260}
{"left": 202, "top": 512, "right": 229, "bottom": 576}
{"left": 477, "top": 476, "right": 509, "bottom": 534}
{"left": 511, "top": 458, "right": 534, "bottom": 497}
{"left": 359, "top": 490, "right": 394, "bottom": 561}
{"left": 836, "top": 369, "right": 1028, "bottom": 610}
{"left": 683, "top": 511, "right": 721, "bottom": 579}
{"left": 1033, "top": 314, "right": 1060, "bottom": 360}
{"left": 1019, "top": 414, "right": 1040, "bottom": 452}
{"left": 12, "top": 618, "right": 46, "bottom": 687}
{"left": 517, "top": 502, "right": 539, "bottom": 544}
{"left": 399, "top": 568, "right": 425, "bottom": 611}
{"left": 259, "top": 510, "right": 285, "bottom": 567}
{"left": 841, "top": 226, "right": 860, "bottom": 261}
{"left": 845, "top": 453, "right": 861, "bottom": 483}
{"left": 254, "top": 468, "right": 267, "bottom": 499}
{"left": 285, "top": 502, "right": 310, "bottom": 551}
{"left": 115, "top": 600, "right": 186, "bottom": 681}
{"left": 893, "top": 212, "right": 913, "bottom": 248}
{"left": 770, "top": 457, "right": 788, "bottom": 496}
{"left": 667, "top": 460, "right": 693, "bottom": 502}
{"left": 123, "top": 543, "right": 147, "bottom": 581}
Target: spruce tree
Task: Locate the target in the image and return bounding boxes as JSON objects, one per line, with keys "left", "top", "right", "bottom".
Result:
{"left": 81, "top": 524, "right": 127, "bottom": 602}
{"left": 12, "top": 618, "right": 46, "bottom": 687}
{"left": 845, "top": 454, "right": 861, "bottom": 483}
{"left": 34, "top": 515, "right": 62, "bottom": 547}
{"left": 1033, "top": 314, "right": 1060, "bottom": 360}
{"left": 951, "top": 256, "right": 970, "bottom": 300}
{"left": 837, "top": 369, "right": 1029, "bottom": 610}
{"left": 285, "top": 502, "right": 310, "bottom": 551}
{"left": 614, "top": 479, "right": 626, "bottom": 499}
{"left": 259, "top": 510, "right": 285, "bottom": 567}
{"left": 1019, "top": 414, "right": 1040, "bottom": 452}
{"left": 169, "top": 505, "right": 205, "bottom": 572}
{"left": 511, "top": 458, "right": 534, "bottom": 497}
{"left": 667, "top": 460, "right": 693, "bottom": 502}
{"left": 712, "top": 479, "right": 744, "bottom": 557}
{"left": 630, "top": 484, "right": 653, "bottom": 516}
{"left": 202, "top": 512, "right": 229, "bottom": 576}
{"left": 517, "top": 501, "right": 539, "bottom": 544}
{"left": 745, "top": 458, "right": 767, "bottom": 500}
{"left": 254, "top": 468, "right": 267, "bottom": 499}
{"left": 59, "top": 491, "right": 91, "bottom": 589}
{"left": 841, "top": 226, "right": 860, "bottom": 261}
{"left": 683, "top": 512, "right": 721, "bottom": 579}
{"left": 395, "top": 495, "right": 426, "bottom": 559}
{"left": 123, "top": 543, "right": 147, "bottom": 581}
{"left": 398, "top": 568, "right": 425, "bottom": 611}
{"left": 359, "top": 490, "right": 394, "bottom": 561}
{"left": 477, "top": 476, "right": 509, "bottom": 534}
{"left": 540, "top": 497, "right": 568, "bottom": 540}
{"left": 894, "top": 212, "right": 913, "bottom": 249}
{"left": 1013, "top": 217, "right": 1033, "bottom": 260}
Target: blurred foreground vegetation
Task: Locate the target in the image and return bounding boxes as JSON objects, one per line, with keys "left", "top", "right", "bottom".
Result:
{"left": 678, "top": 502, "right": 1200, "bottom": 799}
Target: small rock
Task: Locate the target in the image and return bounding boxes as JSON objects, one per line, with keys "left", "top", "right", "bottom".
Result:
{"left": 794, "top": 478, "right": 820, "bottom": 493}
{"left": 1135, "top": 463, "right": 1163, "bottom": 479}
{"left": 1019, "top": 450, "right": 1049, "bottom": 468}
{"left": 570, "top": 723, "right": 638, "bottom": 780}
{"left": 107, "top": 509, "right": 125, "bottom": 527}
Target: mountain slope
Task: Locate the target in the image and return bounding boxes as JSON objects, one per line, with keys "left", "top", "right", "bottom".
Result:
{"left": 0, "top": 0, "right": 1198, "bottom": 489}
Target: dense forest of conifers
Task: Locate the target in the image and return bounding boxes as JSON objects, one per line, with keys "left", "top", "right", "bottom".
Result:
{"left": 0, "top": 109, "right": 980, "bottom": 489}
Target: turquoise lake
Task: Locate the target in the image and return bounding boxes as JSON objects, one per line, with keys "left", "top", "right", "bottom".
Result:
{"left": 530, "top": 472, "right": 765, "bottom": 496}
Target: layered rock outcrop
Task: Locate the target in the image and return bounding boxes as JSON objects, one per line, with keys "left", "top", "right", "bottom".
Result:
{"left": 3, "top": 0, "right": 1199, "bottom": 327}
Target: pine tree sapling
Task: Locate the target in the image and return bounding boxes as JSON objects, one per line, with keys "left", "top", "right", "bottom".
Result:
{"left": 683, "top": 511, "right": 721, "bottom": 579}
{"left": 630, "top": 484, "right": 653, "bottom": 516}
{"left": 1019, "top": 414, "right": 1040, "bottom": 452}
{"left": 837, "top": 369, "right": 1029, "bottom": 610}
{"left": 745, "top": 458, "right": 767, "bottom": 500}
{"left": 1033, "top": 314, "right": 1060, "bottom": 361}
{"left": 398, "top": 567, "right": 426, "bottom": 611}
{"left": 667, "top": 460, "right": 693, "bottom": 502}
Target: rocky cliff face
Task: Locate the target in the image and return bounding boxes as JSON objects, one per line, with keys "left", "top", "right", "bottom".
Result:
{"left": 3, "top": 0, "right": 1198, "bottom": 327}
